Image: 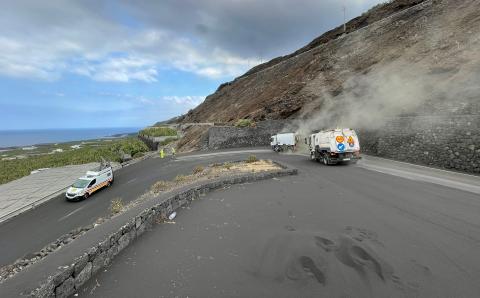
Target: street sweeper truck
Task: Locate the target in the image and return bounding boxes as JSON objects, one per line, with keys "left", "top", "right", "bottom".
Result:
{"left": 306, "top": 128, "right": 361, "bottom": 165}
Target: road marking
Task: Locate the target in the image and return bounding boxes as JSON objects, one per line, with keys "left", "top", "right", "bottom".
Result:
{"left": 126, "top": 178, "right": 137, "bottom": 184}
{"left": 362, "top": 155, "right": 480, "bottom": 178}
{"left": 58, "top": 206, "right": 85, "bottom": 222}
{"left": 359, "top": 163, "right": 480, "bottom": 195}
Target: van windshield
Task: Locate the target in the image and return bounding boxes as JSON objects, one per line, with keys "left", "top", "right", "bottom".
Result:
{"left": 72, "top": 179, "right": 90, "bottom": 188}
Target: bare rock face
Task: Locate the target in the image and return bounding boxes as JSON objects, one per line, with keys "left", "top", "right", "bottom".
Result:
{"left": 181, "top": 0, "right": 480, "bottom": 126}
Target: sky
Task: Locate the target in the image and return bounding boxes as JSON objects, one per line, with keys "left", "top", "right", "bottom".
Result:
{"left": 0, "top": 0, "right": 384, "bottom": 130}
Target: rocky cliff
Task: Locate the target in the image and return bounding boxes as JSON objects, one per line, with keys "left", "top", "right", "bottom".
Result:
{"left": 175, "top": 0, "right": 480, "bottom": 173}
{"left": 180, "top": 0, "right": 479, "bottom": 126}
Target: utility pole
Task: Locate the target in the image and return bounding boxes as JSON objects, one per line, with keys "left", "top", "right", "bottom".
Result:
{"left": 343, "top": 0, "right": 347, "bottom": 33}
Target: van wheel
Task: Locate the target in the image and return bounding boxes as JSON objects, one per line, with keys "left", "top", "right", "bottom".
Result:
{"left": 84, "top": 192, "right": 90, "bottom": 199}
{"left": 107, "top": 181, "right": 112, "bottom": 187}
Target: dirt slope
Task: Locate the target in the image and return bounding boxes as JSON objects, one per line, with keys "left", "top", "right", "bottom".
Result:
{"left": 180, "top": 0, "right": 480, "bottom": 127}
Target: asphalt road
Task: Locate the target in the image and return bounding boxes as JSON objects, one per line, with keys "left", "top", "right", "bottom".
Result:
{"left": 0, "top": 149, "right": 270, "bottom": 268}
{"left": 75, "top": 153, "right": 480, "bottom": 298}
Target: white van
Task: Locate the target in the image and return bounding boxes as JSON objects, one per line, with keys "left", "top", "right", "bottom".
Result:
{"left": 66, "top": 165, "right": 113, "bottom": 201}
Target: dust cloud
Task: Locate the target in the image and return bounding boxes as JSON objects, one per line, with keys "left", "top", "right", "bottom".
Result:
{"left": 289, "top": 26, "right": 480, "bottom": 136}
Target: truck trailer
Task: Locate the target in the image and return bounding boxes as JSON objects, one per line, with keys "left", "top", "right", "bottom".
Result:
{"left": 306, "top": 128, "right": 361, "bottom": 165}
{"left": 270, "top": 133, "right": 297, "bottom": 152}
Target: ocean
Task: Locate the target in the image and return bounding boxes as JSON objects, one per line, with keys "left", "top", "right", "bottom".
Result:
{"left": 0, "top": 127, "right": 141, "bottom": 148}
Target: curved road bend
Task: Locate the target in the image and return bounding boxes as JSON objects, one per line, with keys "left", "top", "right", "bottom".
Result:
{"left": 77, "top": 152, "right": 480, "bottom": 297}
{"left": 0, "top": 149, "right": 270, "bottom": 267}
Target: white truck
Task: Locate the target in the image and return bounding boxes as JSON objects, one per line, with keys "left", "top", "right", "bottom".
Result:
{"left": 270, "top": 133, "right": 298, "bottom": 152}
{"left": 306, "top": 128, "right": 361, "bottom": 165}
{"left": 65, "top": 162, "right": 114, "bottom": 201}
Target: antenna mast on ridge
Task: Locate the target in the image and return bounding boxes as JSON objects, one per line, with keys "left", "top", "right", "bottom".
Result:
{"left": 343, "top": 0, "right": 347, "bottom": 33}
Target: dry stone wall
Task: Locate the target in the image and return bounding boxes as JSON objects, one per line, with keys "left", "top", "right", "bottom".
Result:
{"left": 28, "top": 166, "right": 298, "bottom": 297}
{"left": 206, "top": 120, "right": 288, "bottom": 150}
{"left": 203, "top": 116, "right": 479, "bottom": 174}
{"left": 359, "top": 115, "right": 480, "bottom": 173}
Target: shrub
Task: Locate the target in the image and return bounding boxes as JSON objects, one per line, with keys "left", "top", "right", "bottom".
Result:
{"left": 159, "top": 137, "right": 177, "bottom": 146}
{"left": 110, "top": 198, "right": 124, "bottom": 215}
{"left": 193, "top": 165, "right": 204, "bottom": 174}
{"left": 234, "top": 119, "right": 255, "bottom": 128}
{"left": 246, "top": 155, "right": 258, "bottom": 163}
{"left": 223, "top": 162, "right": 233, "bottom": 169}
{"left": 174, "top": 174, "right": 188, "bottom": 183}
{"left": 151, "top": 180, "right": 170, "bottom": 193}
{"left": 110, "top": 138, "right": 149, "bottom": 157}
{"left": 133, "top": 152, "right": 144, "bottom": 158}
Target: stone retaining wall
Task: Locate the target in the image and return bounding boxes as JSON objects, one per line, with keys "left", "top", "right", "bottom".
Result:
{"left": 137, "top": 135, "right": 159, "bottom": 151}
{"left": 30, "top": 166, "right": 297, "bottom": 297}
{"left": 202, "top": 115, "right": 479, "bottom": 174}
{"left": 359, "top": 115, "right": 480, "bottom": 173}
{"left": 206, "top": 120, "right": 288, "bottom": 149}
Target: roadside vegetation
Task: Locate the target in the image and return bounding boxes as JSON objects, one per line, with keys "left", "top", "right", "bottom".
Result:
{"left": 139, "top": 126, "right": 177, "bottom": 137}
{"left": 246, "top": 155, "right": 258, "bottom": 163}
{"left": 148, "top": 159, "right": 280, "bottom": 196}
{"left": 192, "top": 165, "right": 204, "bottom": 174}
{"left": 159, "top": 137, "right": 177, "bottom": 146}
{"left": 0, "top": 138, "right": 149, "bottom": 185}
{"left": 110, "top": 198, "right": 124, "bottom": 215}
{"left": 234, "top": 119, "right": 256, "bottom": 128}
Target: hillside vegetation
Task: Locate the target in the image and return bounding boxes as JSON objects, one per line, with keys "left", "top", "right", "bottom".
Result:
{"left": 139, "top": 127, "right": 177, "bottom": 137}
{"left": 0, "top": 138, "right": 149, "bottom": 185}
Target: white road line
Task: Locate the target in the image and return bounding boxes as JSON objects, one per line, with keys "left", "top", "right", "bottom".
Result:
{"left": 58, "top": 206, "right": 85, "bottom": 222}
{"left": 361, "top": 155, "right": 480, "bottom": 178}
{"left": 126, "top": 178, "right": 137, "bottom": 184}
{"left": 358, "top": 163, "right": 480, "bottom": 195}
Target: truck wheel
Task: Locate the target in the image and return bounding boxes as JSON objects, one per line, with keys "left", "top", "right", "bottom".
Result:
{"left": 323, "top": 156, "right": 329, "bottom": 165}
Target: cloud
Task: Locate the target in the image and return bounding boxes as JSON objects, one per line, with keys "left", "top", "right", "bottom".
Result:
{"left": 73, "top": 56, "right": 158, "bottom": 83}
{"left": 0, "top": 0, "right": 384, "bottom": 82}
{"left": 163, "top": 96, "right": 205, "bottom": 108}
{"left": 96, "top": 92, "right": 205, "bottom": 110}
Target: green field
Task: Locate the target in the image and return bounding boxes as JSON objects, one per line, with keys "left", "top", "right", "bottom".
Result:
{"left": 0, "top": 138, "right": 149, "bottom": 185}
